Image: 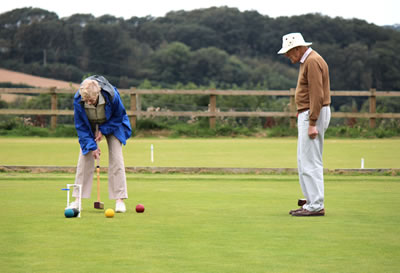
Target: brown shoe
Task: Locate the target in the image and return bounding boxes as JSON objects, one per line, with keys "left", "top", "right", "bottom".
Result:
{"left": 292, "top": 208, "right": 325, "bottom": 217}
{"left": 298, "top": 199, "right": 307, "bottom": 206}
{"left": 289, "top": 207, "right": 304, "bottom": 215}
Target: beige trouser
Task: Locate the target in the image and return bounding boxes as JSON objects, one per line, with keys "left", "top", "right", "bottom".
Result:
{"left": 73, "top": 135, "right": 128, "bottom": 200}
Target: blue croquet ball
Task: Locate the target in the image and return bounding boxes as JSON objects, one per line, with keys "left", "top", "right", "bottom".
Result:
{"left": 64, "top": 209, "right": 75, "bottom": 218}
{"left": 72, "top": 208, "right": 80, "bottom": 217}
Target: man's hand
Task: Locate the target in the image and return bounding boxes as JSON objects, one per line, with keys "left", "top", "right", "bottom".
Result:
{"left": 308, "top": 125, "right": 318, "bottom": 139}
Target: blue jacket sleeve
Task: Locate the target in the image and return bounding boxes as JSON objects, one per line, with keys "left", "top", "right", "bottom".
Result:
{"left": 99, "top": 88, "right": 132, "bottom": 144}
{"left": 73, "top": 93, "right": 97, "bottom": 155}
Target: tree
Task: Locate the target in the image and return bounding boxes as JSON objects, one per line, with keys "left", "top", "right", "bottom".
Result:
{"left": 151, "top": 42, "right": 191, "bottom": 84}
{"left": 82, "top": 23, "right": 132, "bottom": 76}
{"left": 165, "top": 24, "right": 218, "bottom": 50}
{"left": 342, "top": 43, "right": 372, "bottom": 90}
{"left": 188, "top": 47, "right": 229, "bottom": 85}
{"left": 14, "top": 20, "right": 67, "bottom": 64}
{"left": 370, "top": 37, "right": 400, "bottom": 90}
{"left": 220, "top": 56, "right": 250, "bottom": 86}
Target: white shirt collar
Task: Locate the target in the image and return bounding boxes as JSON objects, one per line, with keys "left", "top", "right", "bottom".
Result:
{"left": 300, "top": 48, "right": 313, "bottom": 63}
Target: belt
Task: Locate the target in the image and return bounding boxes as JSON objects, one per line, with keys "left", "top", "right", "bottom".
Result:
{"left": 297, "top": 108, "right": 309, "bottom": 114}
{"left": 297, "top": 104, "right": 330, "bottom": 114}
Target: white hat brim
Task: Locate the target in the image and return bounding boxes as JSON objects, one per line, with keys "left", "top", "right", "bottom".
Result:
{"left": 277, "top": 42, "right": 312, "bottom": 54}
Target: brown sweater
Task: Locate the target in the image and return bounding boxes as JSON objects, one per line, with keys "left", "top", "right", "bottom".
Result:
{"left": 295, "top": 50, "right": 331, "bottom": 126}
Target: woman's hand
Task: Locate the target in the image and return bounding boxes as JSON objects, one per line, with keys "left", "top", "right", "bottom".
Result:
{"left": 95, "top": 130, "right": 103, "bottom": 143}
{"left": 92, "top": 148, "right": 101, "bottom": 160}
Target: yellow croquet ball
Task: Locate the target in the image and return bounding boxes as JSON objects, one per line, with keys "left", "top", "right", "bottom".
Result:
{"left": 105, "top": 208, "right": 115, "bottom": 218}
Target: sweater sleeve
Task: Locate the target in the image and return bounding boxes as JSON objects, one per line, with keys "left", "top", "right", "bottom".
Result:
{"left": 307, "top": 60, "right": 324, "bottom": 126}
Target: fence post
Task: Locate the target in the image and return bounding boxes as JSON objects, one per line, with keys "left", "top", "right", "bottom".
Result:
{"left": 130, "top": 87, "right": 137, "bottom": 130}
{"left": 50, "top": 87, "right": 57, "bottom": 129}
{"left": 289, "top": 88, "right": 296, "bottom": 128}
{"left": 209, "top": 93, "right": 217, "bottom": 129}
{"left": 369, "top": 88, "right": 376, "bottom": 128}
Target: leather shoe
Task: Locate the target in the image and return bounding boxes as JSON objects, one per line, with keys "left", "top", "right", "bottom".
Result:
{"left": 292, "top": 208, "right": 325, "bottom": 217}
{"left": 289, "top": 207, "right": 304, "bottom": 215}
{"left": 289, "top": 199, "right": 307, "bottom": 214}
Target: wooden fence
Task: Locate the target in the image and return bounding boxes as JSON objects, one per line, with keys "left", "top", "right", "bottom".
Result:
{"left": 1, "top": 88, "right": 399, "bottom": 129}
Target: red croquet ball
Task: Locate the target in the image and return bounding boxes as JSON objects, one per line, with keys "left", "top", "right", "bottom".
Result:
{"left": 136, "top": 204, "right": 145, "bottom": 213}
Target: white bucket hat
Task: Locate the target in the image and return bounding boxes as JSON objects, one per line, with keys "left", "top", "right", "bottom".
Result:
{"left": 277, "top": 33, "right": 312, "bottom": 54}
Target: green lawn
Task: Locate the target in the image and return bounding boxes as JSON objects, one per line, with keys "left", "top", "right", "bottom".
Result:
{"left": 0, "top": 173, "right": 399, "bottom": 273}
{"left": 0, "top": 137, "right": 399, "bottom": 169}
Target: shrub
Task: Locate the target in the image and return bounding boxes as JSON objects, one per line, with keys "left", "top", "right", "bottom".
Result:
{"left": 267, "top": 126, "right": 297, "bottom": 137}
{"left": 53, "top": 125, "right": 77, "bottom": 137}
{"left": 136, "top": 119, "right": 166, "bottom": 130}
{"left": 0, "top": 118, "right": 19, "bottom": 130}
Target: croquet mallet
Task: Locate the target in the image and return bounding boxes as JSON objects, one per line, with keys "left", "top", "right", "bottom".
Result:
{"left": 94, "top": 125, "right": 104, "bottom": 209}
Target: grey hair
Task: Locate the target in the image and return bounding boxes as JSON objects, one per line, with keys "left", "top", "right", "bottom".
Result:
{"left": 79, "top": 79, "right": 101, "bottom": 101}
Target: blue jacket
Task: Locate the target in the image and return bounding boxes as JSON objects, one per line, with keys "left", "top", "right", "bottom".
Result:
{"left": 73, "top": 75, "right": 132, "bottom": 155}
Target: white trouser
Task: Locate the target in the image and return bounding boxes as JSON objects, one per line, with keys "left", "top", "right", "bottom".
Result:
{"left": 297, "top": 106, "right": 331, "bottom": 211}
{"left": 73, "top": 134, "right": 128, "bottom": 200}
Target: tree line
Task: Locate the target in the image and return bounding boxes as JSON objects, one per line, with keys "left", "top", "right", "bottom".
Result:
{"left": 1, "top": 6, "right": 400, "bottom": 112}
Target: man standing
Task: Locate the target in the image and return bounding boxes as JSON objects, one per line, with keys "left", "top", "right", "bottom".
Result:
{"left": 278, "top": 33, "right": 331, "bottom": 216}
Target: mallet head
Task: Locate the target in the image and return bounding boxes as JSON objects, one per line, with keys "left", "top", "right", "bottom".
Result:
{"left": 94, "top": 201, "right": 104, "bottom": 209}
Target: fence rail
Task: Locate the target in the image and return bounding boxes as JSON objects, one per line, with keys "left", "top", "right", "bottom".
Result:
{"left": 1, "top": 87, "right": 399, "bottom": 129}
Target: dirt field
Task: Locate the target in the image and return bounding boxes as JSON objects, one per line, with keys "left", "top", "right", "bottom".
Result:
{"left": 0, "top": 68, "right": 79, "bottom": 88}
{"left": 0, "top": 68, "right": 79, "bottom": 102}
